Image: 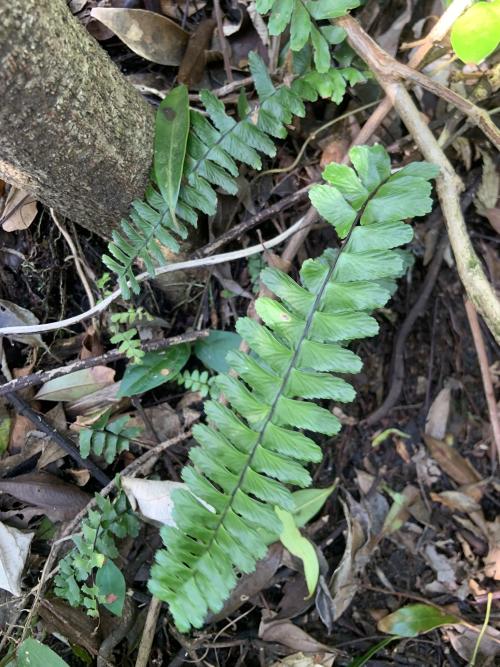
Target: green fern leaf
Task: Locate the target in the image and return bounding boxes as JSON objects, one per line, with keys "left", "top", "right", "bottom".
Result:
{"left": 79, "top": 411, "right": 142, "bottom": 464}
{"left": 103, "top": 53, "right": 361, "bottom": 296}
{"left": 148, "top": 146, "right": 439, "bottom": 631}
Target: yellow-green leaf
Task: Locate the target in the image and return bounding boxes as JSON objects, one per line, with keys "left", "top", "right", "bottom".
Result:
{"left": 275, "top": 507, "right": 319, "bottom": 597}
{"left": 450, "top": 1, "right": 500, "bottom": 63}
{"left": 378, "top": 603, "right": 460, "bottom": 637}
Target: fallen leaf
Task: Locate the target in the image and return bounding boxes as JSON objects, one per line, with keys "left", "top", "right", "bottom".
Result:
{"left": 39, "top": 598, "right": 101, "bottom": 655}
{"left": 0, "top": 299, "right": 46, "bottom": 349}
{"left": 160, "top": 0, "right": 204, "bottom": 19}
{"left": 90, "top": 8, "right": 189, "bottom": 65}
{"left": 430, "top": 490, "right": 481, "bottom": 514}
{"left": 1, "top": 187, "right": 37, "bottom": 232}
{"left": 423, "top": 545, "right": 460, "bottom": 594}
{"left": 378, "top": 603, "right": 460, "bottom": 637}
{"left": 382, "top": 485, "right": 420, "bottom": 535}
{"left": 484, "top": 207, "right": 500, "bottom": 234}
{"left": 259, "top": 610, "right": 335, "bottom": 655}
{"left": 270, "top": 653, "right": 335, "bottom": 667}
{"left": 0, "top": 472, "right": 90, "bottom": 521}
{"left": 484, "top": 517, "right": 500, "bottom": 580}
{"left": 276, "top": 507, "right": 319, "bottom": 597}
{"left": 474, "top": 150, "right": 499, "bottom": 217}
{"left": 446, "top": 624, "right": 500, "bottom": 662}
{"left": 122, "top": 477, "right": 184, "bottom": 525}
{"left": 177, "top": 18, "right": 216, "bottom": 87}
{"left": 0, "top": 521, "right": 34, "bottom": 595}
{"left": 66, "top": 382, "right": 125, "bottom": 418}
{"left": 425, "top": 387, "right": 451, "bottom": 439}
{"left": 35, "top": 366, "right": 115, "bottom": 402}
{"left": 424, "top": 435, "right": 482, "bottom": 486}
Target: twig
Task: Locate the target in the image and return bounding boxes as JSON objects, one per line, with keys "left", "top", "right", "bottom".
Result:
{"left": 50, "top": 208, "right": 96, "bottom": 309}
{"left": 338, "top": 15, "right": 500, "bottom": 344}
{"left": 347, "top": 0, "right": 475, "bottom": 151}
{"left": 3, "top": 388, "right": 110, "bottom": 486}
{"left": 364, "top": 235, "right": 448, "bottom": 426}
{"left": 135, "top": 596, "right": 163, "bottom": 667}
{"left": 469, "top": 592, "right": 493, "bottom": 667}
{"left": 464, "top": 299, "right": 500, "bottom": 467}
{"left": 0, "top": 215, "right": 310, "bottom": 336}
{"left": 0, "top": 330, "right": 208, "bottom": 397}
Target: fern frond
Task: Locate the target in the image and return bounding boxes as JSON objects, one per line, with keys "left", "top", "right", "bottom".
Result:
{"left": 103, "top": 53, "right": 358, "bottom": 297}
{"left": 148, "top": 146, "right": 439, "bottom": 631}
{"left": 257, "top": 0, "right": 361, "bottom": 72}
{"left": 79, "top": 411, "right": 142, "bottom": 464}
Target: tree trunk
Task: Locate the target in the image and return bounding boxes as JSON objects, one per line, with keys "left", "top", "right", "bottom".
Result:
{"left": 0, "top": 0, "right": 155, "bottom": 237}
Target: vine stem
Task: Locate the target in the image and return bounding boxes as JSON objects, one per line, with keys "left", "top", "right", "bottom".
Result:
{"left": 338, "top": 15, "right": 500, "bottom": 344}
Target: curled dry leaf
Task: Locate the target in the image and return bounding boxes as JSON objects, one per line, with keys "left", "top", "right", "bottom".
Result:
{"left": 1, "top": 187, "right": 37, "bottom": 232}
{"left": 35, "top": 366, "right": 115, "bottom": 402}
{"left": 0, "top": 299, "right": 46, "bottom": 349}
{"left": 0, "top": 521, "right": 34, "bottom": 595}
{"left": 90, "top": 8, "right": 189, "bottom": 65}
{"left": 446, "top": 624, "right": 500, "bottom": 663}
{"left": 259, "top": 610, "right": 336, "bottom": 657}
{"left": 423, "top": 435, "right": 482, "bottom": 486}
{"left": 425, "top": 386, "right": 451, "bottom": 440}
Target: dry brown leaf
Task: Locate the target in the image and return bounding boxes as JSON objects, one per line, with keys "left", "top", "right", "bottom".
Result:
{"left": 90, "top": 8, "right": 189, "bottom": 65}
{"left": 474, "top": 150, "right": 499, "bottom": 217}
{"left": 259, "top": 610, "right": 336, "bottom": 656}
{"left": 423, "top": 435, "right": 482, "bottom": 486}
{"left": 425, "top": 387, "right": 451, "bottom": 439}
{"left": 1, "top": 188, "right": 37, "bottom": 232}
{"left": 159, "top": 0, "right": 204, "bottom": 19}
{"left": 430, "top": 490, "right": 481, "bottom": 514}
{"left": 39, "top": 598, "right": 101, "bottom": 655}
{"left": 484, "top": 517, "right": 500, "bottom": 580}
{"left": 0, "top": 472, "right": 90, "bottom": 521}
{"left": 66, "top": 382, "right": 125, "bottom": 418}
{"left": 484, "top": 207, "right": 500, "bottom": 234}
{"left": 0, "top": 521, "right": 34, "bottom": 595}
{"left": 35, "top": 366, "right": 115, "bottom": 402}
{"left": 446, "top": 624, "right": 500, "bottom": 663}
{"left": 122, "top": 477, "right": 184, "bottom": 525}
{"left": 269, "top": 653, "right": 335, "bottom": 667}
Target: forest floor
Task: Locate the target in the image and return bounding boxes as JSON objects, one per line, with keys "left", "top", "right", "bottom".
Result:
{"left": 0, "top": 1, "right": 499, "bottom": 665}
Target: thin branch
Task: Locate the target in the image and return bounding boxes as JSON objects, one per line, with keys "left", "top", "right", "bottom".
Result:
{"left": 338, "top": 15, "right": 500, "bottom": 344}
{"left": 347, "top": 0, "right": 475, "bottom": 150}
{"left": 0, "top": 330, "right": 208, "bottom": 397}
{"left": 464, "top": 299, "right": 500, "bottom": 466}
{"left": 0, "top": 215, "right": 309, "bottom": 337}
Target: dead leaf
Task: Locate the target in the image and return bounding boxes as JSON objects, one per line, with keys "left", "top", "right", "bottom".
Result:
{"left": 484, "top": 207, "right": 500, "bottom": 234}
{"left": 474, "top": 150, "right": 499, "bottom": 217}
{"left": 446, "top": 624, "right": 500, "bottom": 663}
{"left": 425, "top": 387, "right": 451, "bottom": 439}
{"left": 0, "top": 188, "right": 37, "bottom": 232}
{"left": 66, "top": 468, "right": 91, "bottom": 487}
{"left": 424, "top": 435, "right": 482, "bottom": 486}
{"left": 382, "top": 485, "right": 420, "bottom": 535}
{"left": 178, "top": 19, "right": 216, "bottom": 87}
{"left": 90, "top": 8, "right": 189, "bottom": 65}
{"left": 0, "top": 299, "right": 46, "bottom": 350}
{"left": 160, "top": 0, "right": 204, "bottom": 19}
{"left": 39, "top": 598, "right": 100, "bottom": 655}
{"left": 430, "top": 490, "right": 481, "bottom": 514}
{"left": 35, "top": 366, "right": 115, "bottom": 402}
{"left": 0, "top": 472, "right": 90, "bottom": 521}
{"left": 122, "top": 477, "right": 184, "bottom": 525}
{"left": 484, "top": 517, "right": 500, "bottom": 580}
{"left": 423, "top": 545, "right": 460, "bottom": 594}
{"left": 0, "top": 521, "right": 34, "bottom": 595}
{"left": 66, "top": 382, "right": 126, "bottom": 418}
{"left": 246, "top": 0, "right": 270, "bottom": 46}
{"left": 377, "top": 0, "right": 412, "bottom": 56}
{"left": 270, "top": 654, "right": 335, "bottom": 667}
{"left": 259, "top": 610, "right": 336, "bottom": 656}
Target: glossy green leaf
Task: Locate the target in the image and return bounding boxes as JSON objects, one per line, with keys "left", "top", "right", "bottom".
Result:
{"left": 117, "top": 344, "right": 190, "bottom": 397}
{"left": 154, "top": 85, "right": 190, "bottom": 223}
{"left": 96, "top": 559, "right": 126, "bottom": 616}
{"left": 348, "top": 637, "right": 398, "bottom": 666}
{"left": 378, "top": 603, "right": 460, "bottom": 637}
{"left": 450, "top": 1, "right": 500, "bottom": 63}
{"left": 16, "top": 638, "right": 69, "bottom": 667}
{"left": 194, "top": 331, "right": 242, "bottom": 373}
{"left": 275, "top": 507, "right": 319, "bottom": 596}
{"left": 291, "top": 483, "right": 336, "bottom": 528}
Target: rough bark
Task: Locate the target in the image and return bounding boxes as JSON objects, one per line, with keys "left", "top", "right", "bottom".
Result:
{"left": 0, "top": 0, "right": 155, "bottom": 237}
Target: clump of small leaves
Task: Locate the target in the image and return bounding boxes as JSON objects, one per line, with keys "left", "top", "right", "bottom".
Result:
{"left": 79, "top": 411, "right": 142, "bottom": 464}
{"left": 177, "top": 369, "right": 218, "bottom": 398}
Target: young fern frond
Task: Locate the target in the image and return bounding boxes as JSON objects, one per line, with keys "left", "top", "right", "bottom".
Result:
{"left": 257, "top": 0, "right": 360, "bottom": 72}
{"left": 103, "top": 53, "right": 357, "bottom": 297}
{"left": 148, "top": 145, "right": 439, "bottom": 632}
{"left": 79, "top": 411, "right": 142, "bottom": 464}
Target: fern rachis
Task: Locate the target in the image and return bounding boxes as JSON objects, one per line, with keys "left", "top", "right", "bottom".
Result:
{"left": 148, "top": 145, "right": 439, "bottom": 631}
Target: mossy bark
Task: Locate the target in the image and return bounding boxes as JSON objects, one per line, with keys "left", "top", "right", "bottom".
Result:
{"left": 0, "top": 0, "right": 155, "bottom": 237}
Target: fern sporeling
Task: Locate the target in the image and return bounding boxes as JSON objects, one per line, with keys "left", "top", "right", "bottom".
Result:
{"left": 148, "top": 145, "right": 439, "bottom": 631}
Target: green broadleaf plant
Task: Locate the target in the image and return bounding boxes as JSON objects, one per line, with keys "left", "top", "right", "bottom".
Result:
{"left": 450, "top": 0, "right": 500, "bottom": 64}
{"left": 148, "top": 146, "right": 439, "bottom": 632}
{"left": 117, "top": 343, "right": 190, "bottom": 397}
{"left": 377, "top": 603, "right": 460, "bottom": 637}
{"left": 103, "top": 52, "right": 364, "bottom": 297}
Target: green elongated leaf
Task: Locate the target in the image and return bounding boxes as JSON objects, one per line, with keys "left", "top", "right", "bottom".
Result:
{"left": 275, "top": 507, "right": 319, "bottom": 596}
{"left": 307, "top": 0, "right": 360, "bottom": 20}
{"left": 291, "top": 484, "right": 336, "bottom": 528}
{"left": 378, "top": 604, "right": 460, "bottom": 637}
{"left": 16, "top": 638, "right": 69, "bottom": 667}
{"left": 194, "top": 331, "right": 242, "bottom": 373}
{"left": 268, "top": 0, "right": 294, "bottom": 35}
{"left": 450, "top": 1, "right": 500, "bottom": 63}
{"left": 96, "top": 559, "right": 126, "bottom": 616}
{"left": 154, "top": 85, "right": 190, "bottom": 223}
{"left": 117, "top": 344, "right": 190, "bottom": 397}
{"left": 290, "top": 0, "right": 312, "bottom": 50}
{"left": 310, "top": 25, "right": 331, "bottom": 73}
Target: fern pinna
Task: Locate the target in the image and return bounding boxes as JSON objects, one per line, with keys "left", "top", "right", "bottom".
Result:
{"left": 103, "top": 53, "right": 364, "bottom": 297}
{"left": 148, "top": 145, "right": 439, "bottom": 631}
